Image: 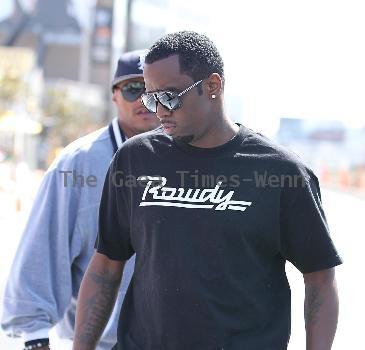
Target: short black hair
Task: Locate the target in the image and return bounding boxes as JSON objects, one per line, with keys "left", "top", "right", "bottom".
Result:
{"left": 145, "top": 31, "right": 224, "bottom": 83}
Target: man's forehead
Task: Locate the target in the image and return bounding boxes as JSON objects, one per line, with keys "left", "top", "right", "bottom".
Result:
{"left": 143, "top": 55, "right": 192, "bottom": 90}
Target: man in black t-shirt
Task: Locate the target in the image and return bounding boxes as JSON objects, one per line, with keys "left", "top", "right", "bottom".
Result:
{"left": 73, "top": 31, "right": 342, "bottom": 350}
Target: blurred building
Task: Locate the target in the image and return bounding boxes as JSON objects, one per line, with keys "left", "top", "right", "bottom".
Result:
{"left": 0, "top": 0, "right": 114, "bottom": 107}
{"left": 0, "top": 0, "right": 116, "bottom": 168}
{"left": 123, "top": 0, "right": 167, "bottom": 51}
{"left": 277, "top": 118, "right": 347, "bottom": 145}
{"left": 276, "top": 117, "right": 365, "bottom": 173}
{"left": 0, "top": 0, "right": 82, "bottom": 80}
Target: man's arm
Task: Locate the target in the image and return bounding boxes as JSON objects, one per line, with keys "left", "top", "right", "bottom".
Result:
{"left": 304, "top": 267, "right": 339, "bottom": 350}
{"left": 1, "top": 166, "right": 80, "bottom": 348}
{"left": 73, "top": 252, "right": 125, "bottom": 350}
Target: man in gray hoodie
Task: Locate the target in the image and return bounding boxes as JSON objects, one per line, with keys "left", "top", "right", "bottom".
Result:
{"left": 1, "top": 50, "right": 159, "bottom": 350}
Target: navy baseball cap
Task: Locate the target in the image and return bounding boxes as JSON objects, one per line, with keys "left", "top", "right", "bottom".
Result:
{"left": 111, "top": 50, "right": 147, "bottom": 89}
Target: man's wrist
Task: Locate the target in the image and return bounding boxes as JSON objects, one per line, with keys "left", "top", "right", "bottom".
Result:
{"left": 23, "top": 328, "right": 50, "bottom": 342}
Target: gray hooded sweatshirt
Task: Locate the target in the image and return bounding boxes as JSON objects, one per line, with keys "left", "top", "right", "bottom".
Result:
{"left": 1, "top": 119, "right": 134, "bottom": 349}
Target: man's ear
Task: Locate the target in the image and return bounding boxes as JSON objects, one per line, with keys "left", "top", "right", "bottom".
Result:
{"left": 204, "top": 73, "right": 223, "bottom": 99}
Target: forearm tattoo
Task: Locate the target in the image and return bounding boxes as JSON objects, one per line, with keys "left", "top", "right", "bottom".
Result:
{"left": 77, "top": 269, "right": 120, "bottom": 347}
{"left": 305, "top": 286, "right": 325, "bottom": 326}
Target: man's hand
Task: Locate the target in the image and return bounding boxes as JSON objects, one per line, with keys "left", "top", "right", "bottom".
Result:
{"left": 72, "top": 252, "right": 125, "bottom": 350}
{"left": 304, "top": 267, "right": 339, "bottom": 350}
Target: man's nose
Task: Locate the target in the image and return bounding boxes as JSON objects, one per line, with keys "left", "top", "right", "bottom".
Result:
{"left": 156, "top": 101, "right": 172, "bottom": 120}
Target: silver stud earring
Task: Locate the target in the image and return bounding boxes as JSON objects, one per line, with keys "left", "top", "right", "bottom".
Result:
{"left": 211, "top": 94, "right": 216, "bottom": 99}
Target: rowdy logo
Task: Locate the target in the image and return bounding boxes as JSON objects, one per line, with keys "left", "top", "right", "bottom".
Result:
{"left": 138, "top": 176, "right": 252, "bottom": 212}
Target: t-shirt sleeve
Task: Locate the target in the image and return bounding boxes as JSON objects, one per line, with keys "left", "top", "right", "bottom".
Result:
{"left": 279, "top": 165, "right": 343, "bottom": 273}
{"left": 95, "top": 152, "right": 135, "bottom": 261}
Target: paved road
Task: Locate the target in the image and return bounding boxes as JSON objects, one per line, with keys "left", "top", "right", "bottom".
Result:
{"left": 0, "top": 189, "right": 362, "bottom": 349}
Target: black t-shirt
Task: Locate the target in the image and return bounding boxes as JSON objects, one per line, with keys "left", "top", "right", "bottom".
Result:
{"left": 96, "top": 125, "right": 342, "bottom": 350}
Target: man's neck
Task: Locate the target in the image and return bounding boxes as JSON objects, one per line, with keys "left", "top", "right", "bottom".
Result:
{"left": 117, "top": 119, "right": 133, "bottom": 139}
{"left": 189, "top": 116, "right": 239, "bottom": 148}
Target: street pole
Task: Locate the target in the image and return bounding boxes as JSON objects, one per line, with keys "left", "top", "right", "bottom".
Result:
{"left": 79, "top": 0, "right": 93, "bottom": 83}
{"left": 124, "top": 0, "right": 134, "bottom": 51}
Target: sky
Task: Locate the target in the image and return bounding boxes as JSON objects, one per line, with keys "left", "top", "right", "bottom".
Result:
{"left": 160, "top": 0, "right": 365, "bottom": 135}
{"left": 1, "top": 0, "right": 365, "bottom": 136}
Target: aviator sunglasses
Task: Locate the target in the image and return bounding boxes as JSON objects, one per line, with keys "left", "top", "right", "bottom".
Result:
{"left": 141, "top": 80, "right": 203, "bottom": 113}
{"left": 114, "top": 81, "right": 145, "bottom": 102}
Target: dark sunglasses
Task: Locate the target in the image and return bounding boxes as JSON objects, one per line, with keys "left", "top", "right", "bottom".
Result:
{"left": 140, "top": 80, "right": 203, "bottom": 113}
{"left": 114, "top": 81, "right": 145, "bottom": 102}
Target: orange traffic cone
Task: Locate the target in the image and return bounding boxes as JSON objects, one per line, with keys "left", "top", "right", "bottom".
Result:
{"left": 320, "top": 164, "right": 331, "bottom": 186}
